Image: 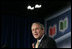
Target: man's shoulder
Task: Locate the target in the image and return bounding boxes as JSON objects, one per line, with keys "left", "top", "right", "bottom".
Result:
{"left": 42, "top": 35, "right": 57, "bottom": 48}
{"left": 43, "top": 35, "right": 53, "bottom": 40}
{"left": 43, "top": 35, "right": 56, "bottom": 43}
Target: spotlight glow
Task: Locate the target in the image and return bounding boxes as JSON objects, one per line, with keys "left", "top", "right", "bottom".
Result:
{"left": 35, "top": 4, "right": 42, "bottom": 8}
{"left": 27, "top": 5, "right": 34, "bottom": 10}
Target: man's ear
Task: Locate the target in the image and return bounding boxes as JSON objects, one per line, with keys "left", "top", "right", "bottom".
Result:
{"left": 43, "top": 29, "right": 45, "bottom": 34}
{"left": 43, "top": 30, "right": 45, "bottom": 33}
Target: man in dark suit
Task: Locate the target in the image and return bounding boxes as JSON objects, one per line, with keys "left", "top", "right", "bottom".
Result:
{"left": 31, "top": 22, "right": 57, "bottom": 48}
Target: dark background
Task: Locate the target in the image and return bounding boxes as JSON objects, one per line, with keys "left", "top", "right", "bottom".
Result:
{"left": 1, "top": 0, "right": 71, "bottom": 48}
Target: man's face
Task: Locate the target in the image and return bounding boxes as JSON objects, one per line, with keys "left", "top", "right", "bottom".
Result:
{"left": 31, "top": 24, "right": 44, "bottom": 39}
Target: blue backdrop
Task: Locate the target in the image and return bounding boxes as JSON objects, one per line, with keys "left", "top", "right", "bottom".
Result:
{"left": 45, "top": 7, "right": 71, "bottom": 48}
{"left": 46, "top": 10, "right": 71, "bottom": 39}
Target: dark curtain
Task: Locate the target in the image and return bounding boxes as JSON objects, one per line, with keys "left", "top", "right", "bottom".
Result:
{"left": 1, "top": 15, "right": 44, "bottom": 48}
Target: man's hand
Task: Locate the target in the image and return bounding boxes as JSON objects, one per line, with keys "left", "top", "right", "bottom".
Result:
{"left": 32, "top": 43, "right": 35, "bottom": 48}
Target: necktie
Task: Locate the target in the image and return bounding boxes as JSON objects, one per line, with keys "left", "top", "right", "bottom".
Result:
{"left": 35, "top": 40, "right": 39, "bottom": 48}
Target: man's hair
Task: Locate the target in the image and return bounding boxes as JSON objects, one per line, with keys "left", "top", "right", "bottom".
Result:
{"left": 31, "top": 22, "right": 44, "bottom": 30}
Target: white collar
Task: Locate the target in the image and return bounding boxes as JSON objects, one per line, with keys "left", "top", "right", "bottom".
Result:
{"left": 37, "top": 34, "right": 44, "bottom": 43}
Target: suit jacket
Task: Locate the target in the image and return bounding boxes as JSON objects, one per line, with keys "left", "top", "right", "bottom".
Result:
{"left": 33, "top": 35, "right": 57, "bottom": 48}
